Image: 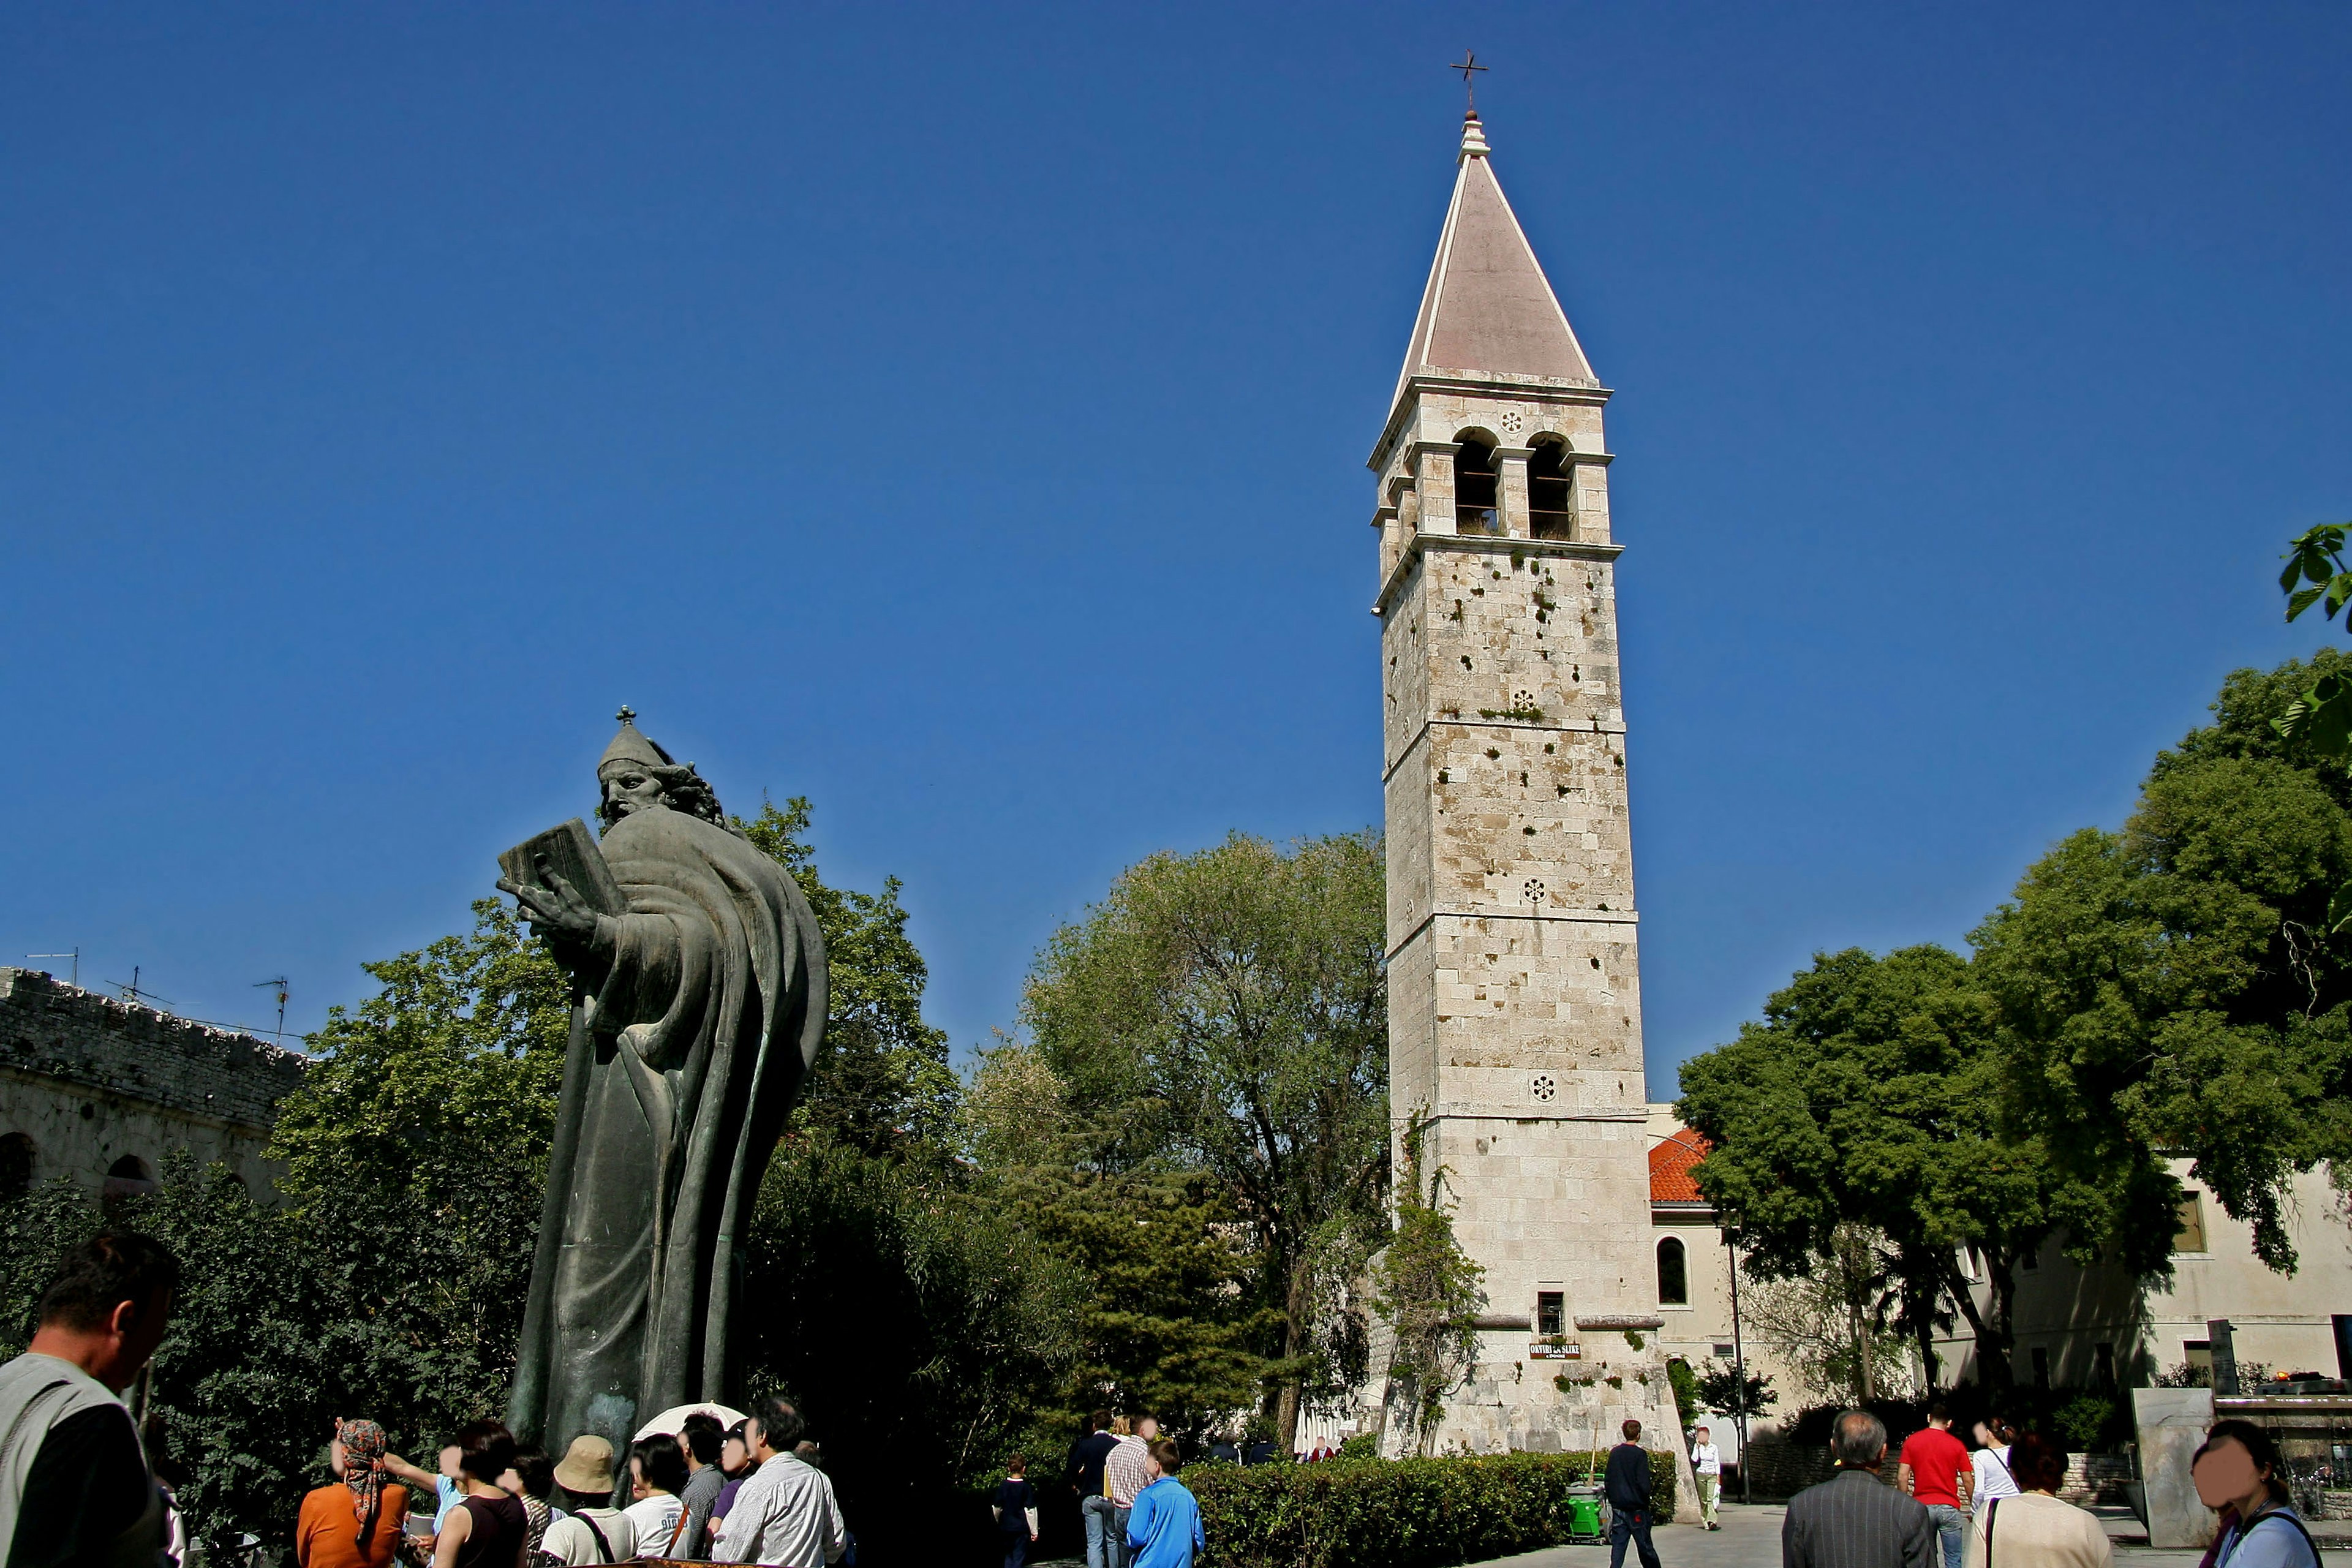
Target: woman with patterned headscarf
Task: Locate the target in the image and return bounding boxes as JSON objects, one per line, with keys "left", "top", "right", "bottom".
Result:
{"left": 296, "top": 1419, "right": 411, "bottom": 1568}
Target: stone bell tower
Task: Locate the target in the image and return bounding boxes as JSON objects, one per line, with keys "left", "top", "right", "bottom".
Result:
{"left": 1372, "top": 108, "right": 1686, "bottom": 1485}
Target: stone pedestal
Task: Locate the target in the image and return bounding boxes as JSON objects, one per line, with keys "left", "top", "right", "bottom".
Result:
{"left": 2133, "top": 1387, "right": 2217, "bottom": 1548}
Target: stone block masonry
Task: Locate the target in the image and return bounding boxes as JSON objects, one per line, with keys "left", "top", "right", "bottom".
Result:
{"left": 0, "top": 965, "right": 309, "bottom": 1200}
{"left": 1362, "top": 108, "right": 1695, "bottom": 1514}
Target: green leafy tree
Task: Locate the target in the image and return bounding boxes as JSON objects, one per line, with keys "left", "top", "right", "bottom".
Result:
{"left": 1972, "top": 642, "right": 2352, "bottom": 1273}
{"left": 272, "top": 897, "right": 570, "bottom": 1433}
{"left": 963, "top": 1040, "right": 1275, "bottom": 1436}
{"left": 0, "top": 797, "right": 997, "bottom": 1553}
{"left": 1666, "top": 1358, "right": 1702, "bottom": 1434}
{"left": 734, "top": 1135, "right": 1082, "bottom": 1550}
{"left": 1370, "top": 1114, "right": 1485, "bottom": 1456}
{"left": 1022, "top": 830, "right": 1389, "bottom": 1451}
{"left": 1694, "top": 1359, "right": 1774, "bottom": 1423}
{"left": 1679, "top": 945, "right": 2169, "bottom": 1387}
{"left": 737, "top": 797, "right": 960, "bottom": 1156}
{"left": 2274, "top": 523, "right": 2352, "bottom": 794}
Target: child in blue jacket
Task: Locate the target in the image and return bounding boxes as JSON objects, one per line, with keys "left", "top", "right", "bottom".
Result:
{"left": 1124, "top": 1441, "right": 1204, "bottom": 1568}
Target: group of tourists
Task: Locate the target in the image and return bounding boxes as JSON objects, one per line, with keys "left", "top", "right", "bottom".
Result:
{"left": 1049, "top": 1412, "right": 1200, "bottom": 1568}
{"left": 0, "top": 1232, "right": 848, "bottom": 1568}
{"left": 1781, "top": 1403, "right": 2320, "bottom": 1568}
{"left": 3, "top": 1224, "right": 2328, "bottom": 1568}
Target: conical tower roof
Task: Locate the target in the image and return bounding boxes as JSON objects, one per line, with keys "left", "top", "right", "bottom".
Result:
{"left": 1391, "top": 113, "right": 1596, "bottom": 411}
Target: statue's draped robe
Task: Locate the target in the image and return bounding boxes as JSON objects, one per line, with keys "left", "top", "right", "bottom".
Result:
{"left": 507, "top": 807, "right": 826, "bottom": 1461}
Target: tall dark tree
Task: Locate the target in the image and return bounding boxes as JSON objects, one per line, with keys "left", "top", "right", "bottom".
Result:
{"left": 1022, "top": 830, "right": 1389, "bottom": 1450}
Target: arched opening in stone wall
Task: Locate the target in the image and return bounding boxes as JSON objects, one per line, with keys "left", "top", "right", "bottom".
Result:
{"left": 0, "top": 1133, "right": 34, "bottom": 1200}
{"left": 1453, "top": 431, "right": 1499, "bottom": 535}
{"left": 1529, "top": 435, "right": 1575, "bottom": 540}
{"left": 103, "top": 1154, "right": 160, "bottom": 1200}
{"left": 1657, "top": 1235, "right": 1689, "bottom": 1306}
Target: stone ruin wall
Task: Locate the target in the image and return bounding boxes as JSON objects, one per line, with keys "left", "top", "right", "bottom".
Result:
{"left": 0, "top": 966, "right": 309, "bottom": 1202}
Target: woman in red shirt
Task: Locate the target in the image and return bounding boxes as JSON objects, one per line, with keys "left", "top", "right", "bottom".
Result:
{"left": 295, "top": 1419, "right": 410, "bottom": 1568}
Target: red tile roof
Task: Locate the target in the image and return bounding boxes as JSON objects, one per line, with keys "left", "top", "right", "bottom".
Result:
{"left": 1651, "top": 1128, "right": 1711, "bottom": 1204}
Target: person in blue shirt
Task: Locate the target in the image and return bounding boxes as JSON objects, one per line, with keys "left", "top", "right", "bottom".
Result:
{"left": 2196, "top": 1419, "right": 2321, "bottom": 1568}
{"left": 1125, "top": 1440, "right": 1203, "bottom": 1568}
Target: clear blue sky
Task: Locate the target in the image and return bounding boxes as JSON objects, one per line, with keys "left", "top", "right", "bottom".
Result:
{"left": 4, "top": 4, "right": 2347, "bottom": 1096}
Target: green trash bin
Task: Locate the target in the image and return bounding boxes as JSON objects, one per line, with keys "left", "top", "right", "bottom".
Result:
{"left": 1566, "top": 1493, "right": 1605, "bottom": 1544}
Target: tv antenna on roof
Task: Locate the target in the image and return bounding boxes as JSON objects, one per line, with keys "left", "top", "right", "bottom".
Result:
{"left": 110, "top": 966, "right": 172, "bottom": 1011}
{"left": 254, "top": 977, "right": 290, "bottom": 1045}
{"left": 26, "top": 950, "right": 79, "bottom": 986}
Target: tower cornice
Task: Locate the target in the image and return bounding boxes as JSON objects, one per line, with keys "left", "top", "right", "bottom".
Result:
{"left": 1373, "top": 530, "right": 1624, "bottom": 619}
{"left": 1370, "top": 374, "right": 1613, "bottom": 472}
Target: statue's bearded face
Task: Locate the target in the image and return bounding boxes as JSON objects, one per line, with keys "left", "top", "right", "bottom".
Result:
{"left": 602, "top": 767, "right": 667, "bottom": 818}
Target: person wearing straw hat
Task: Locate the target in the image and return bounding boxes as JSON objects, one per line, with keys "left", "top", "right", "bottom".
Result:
{"left": 541, "top": 1438, "right": 638, "bottom": 1567}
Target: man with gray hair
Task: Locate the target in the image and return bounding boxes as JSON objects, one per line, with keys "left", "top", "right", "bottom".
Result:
{"left": 1782, "top": 1411, "right": 1937, "bottom": 1568}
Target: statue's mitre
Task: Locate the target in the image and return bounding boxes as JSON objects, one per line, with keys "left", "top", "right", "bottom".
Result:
{"left": 599, "top": 710, "right": 675, "bottom": 776}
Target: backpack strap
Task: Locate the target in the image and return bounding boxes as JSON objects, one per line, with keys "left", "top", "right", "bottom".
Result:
{"left": 579, "top": 1513, "right": 613, "bottom": 1565}
{"left": 0, "top": 1379, "right": 74, "bottom": 1477}
{"left": 2248, "top": 1509, "right": 2325, "bottom": 1567}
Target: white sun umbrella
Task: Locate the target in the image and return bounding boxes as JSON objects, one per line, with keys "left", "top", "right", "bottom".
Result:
{"left": 634, "top": 1401, "right": 747, "bottom": 1440}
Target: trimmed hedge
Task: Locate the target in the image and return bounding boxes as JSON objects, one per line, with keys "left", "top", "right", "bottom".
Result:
{"left": 1189, "top": 1450, "right": 1679, "bottom": 1568}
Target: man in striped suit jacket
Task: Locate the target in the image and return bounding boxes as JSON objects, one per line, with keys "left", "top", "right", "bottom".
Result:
{"left": 1784, "top": 1411, "right": 1939, "bottom": 1568}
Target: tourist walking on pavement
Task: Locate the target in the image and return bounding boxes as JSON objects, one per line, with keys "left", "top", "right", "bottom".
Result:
{"left": 1606, "top": 1420, "right": 1663, "bottom": 1568}
{"left": 1899, "top": 1403, "right": 1974, "bottom": 1568}
{"left": 991, "top": 1455, "right": 1039, "bottom": 1568}
{"left": 0, "top": 1232, "right": 179, "bottom": 1568}
{"left": 1124, "top": 1441, "right": 1202, "bottom": 1568}
{"left": 429, "top": 1422, "right": 528, "bottom": 1568}
{"left": 708, "top": 1395, "right": 846, "bottom": 1567}
{"left": 297, "top": 1419, "right": 410, "bottom": 1568}
{"left": 1970, "top": 1417, "right": 2020, "bottom": 1515}
{"left": 1962, "top": 1433, "right": 2111, "bottom": 1568}
{"left": 541, "top": 1438, "right": 636, "bottom": 1567}
{"left": 1691, "top": 1425, "right": 1723, "bottom": 1531}
{"left": 1065, "top": 1411, "right": 1120, "bottom": 1568}
{"left": 1106, "top": 1417, "right": 1159, "bottom": 1568}
{"left": 2193, "top": 1420, "right": 2320, "bottom": 1568}
{"left": 1784, "top": 1410, "right": 1937, "bottom": 1568}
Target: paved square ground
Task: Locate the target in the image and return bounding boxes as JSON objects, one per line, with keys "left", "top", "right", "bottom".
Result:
{"left": 1469, "top": 1502, "right": 2211, "bottom": 1568}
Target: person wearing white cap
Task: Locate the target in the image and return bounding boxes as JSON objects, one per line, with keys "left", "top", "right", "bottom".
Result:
{"left": 540, "top": 1438, "right": 638, "bottom": 1567}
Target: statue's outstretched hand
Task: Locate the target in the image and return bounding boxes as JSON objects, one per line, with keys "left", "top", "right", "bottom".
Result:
{"left": 498, "top": 859, "right": 600, "bottom": 941}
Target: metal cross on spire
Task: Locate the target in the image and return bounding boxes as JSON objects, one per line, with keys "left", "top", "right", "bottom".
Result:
{"left": 1450, "top": 50, "right": 1488, "bottom": 114}
{"left": 616, "top": 704, "right": 636, "bottom": 725}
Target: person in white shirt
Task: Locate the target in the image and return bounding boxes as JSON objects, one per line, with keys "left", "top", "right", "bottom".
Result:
{"left": 623, "top": 1434, "right": 690, "bottom": 1558}
{"left": 1689, "top": 1425, "right": 1724, "bottom": 1531}
{"left": 540, "top": 1437, "right": 639, "bottom": 1567}
{"left": 1971, "top": 1416, "right": 2021, "bottom": 1515}
{"left": 710, "top": 1396, "right": 846, "bottom": 1568}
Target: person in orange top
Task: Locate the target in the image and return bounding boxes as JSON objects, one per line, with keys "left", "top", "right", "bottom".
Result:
{"left": 296, "top": 1419, "right": 411, "bottom": 1568}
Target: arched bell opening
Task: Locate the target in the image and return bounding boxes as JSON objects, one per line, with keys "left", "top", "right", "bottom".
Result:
{"left": 1529, "top": 435, "right": 1575, "bottom": 541}
{"left": 1454, "top": 431, "right": 1500, "bottom": 536}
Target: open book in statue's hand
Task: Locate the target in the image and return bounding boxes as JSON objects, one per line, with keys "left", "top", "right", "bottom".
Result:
{"left": 497, "top": 818, "right": 628, "bottom": 940}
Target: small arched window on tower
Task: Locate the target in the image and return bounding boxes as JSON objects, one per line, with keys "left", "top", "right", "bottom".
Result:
{"left": 1657, "top": 1235, "right": 1689, "bottom": 1306}
{"left": 1529, "top": 436, "right": 1575, "bottom": 540}
{"left": 1454, "top": 432, "right": 1500, "bottom": 535}
{"left": 0, "top": 1133, "right": 34, "bottom": 1202}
